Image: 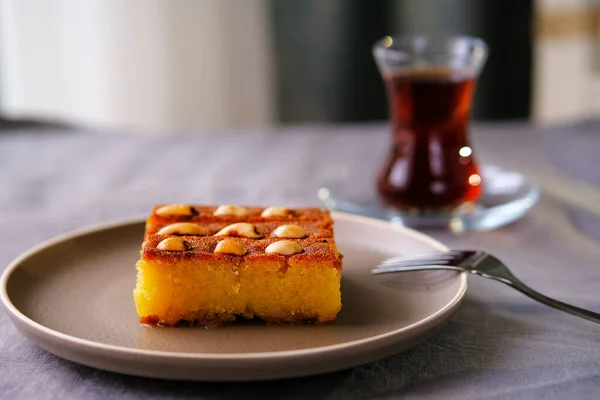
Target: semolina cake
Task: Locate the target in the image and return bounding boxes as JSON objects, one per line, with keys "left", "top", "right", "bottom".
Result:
{"left": 133, "top": 205, "right": 343, "bottom": 326}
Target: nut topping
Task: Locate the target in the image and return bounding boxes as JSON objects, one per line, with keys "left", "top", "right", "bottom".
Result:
{"left": 272, "top": 224, "right": 308, "bottom": 239}
{"left": 260, "top": 207, "right": 293, "bottom": 217}
{"left": 157, "top": 237, "right": 192, "bottom": 251}
{"left": 157, "top": 222, "right": 207, "bottom": 236}
{"left": 215, "top": 223, "right": 264, "bottom": 239}
{"left": 214, "top": 238, "right": 247, "bottom": 256}
{"left": 156, "top": 204, "right": 199, "bottom": 217}
{"left": 213, "top": 205, "right": 250, "bottom": 217}
{"left": 265, "top": 240, "right": 303, "bottom": 255}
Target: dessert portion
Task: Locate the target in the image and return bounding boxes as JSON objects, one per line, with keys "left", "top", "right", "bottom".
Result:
{"left": 133, "top": 205, "right": 343, "bottom": 326}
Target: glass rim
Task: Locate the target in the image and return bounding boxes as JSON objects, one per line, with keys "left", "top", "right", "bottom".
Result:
{"left": 372, "top": 34, "right": 488, "bottom": 77}
{"left": 372, "top": 34, "right": 488, "bottom": 57}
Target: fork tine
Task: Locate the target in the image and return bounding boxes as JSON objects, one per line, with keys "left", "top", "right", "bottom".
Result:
{"left": 372, "top": 250, "right": 479, "bottom": 275}
{"left": 379, "top": 251, "right": 462, "bottom": 264}
{"left": 372, "top": 264, "right": 464, "bottom": 275}
{"left": 378, "top": 258, "right": 453, "bottom": 268}
{"left": 379, "top": 255, "right": 457, "bottom": 265}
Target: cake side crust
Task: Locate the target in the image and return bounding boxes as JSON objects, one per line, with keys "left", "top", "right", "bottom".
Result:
{"left": 134, "top": 257, "right": 342, "bottom": 326}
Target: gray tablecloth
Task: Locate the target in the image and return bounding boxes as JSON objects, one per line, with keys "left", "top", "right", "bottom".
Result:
{"left": 2, "top": 123, "right": 600, "bottom": 399}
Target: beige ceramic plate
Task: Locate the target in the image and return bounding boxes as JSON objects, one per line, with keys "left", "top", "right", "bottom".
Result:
{"left": 1, "top": 212, "right": 466, "bottom": 381}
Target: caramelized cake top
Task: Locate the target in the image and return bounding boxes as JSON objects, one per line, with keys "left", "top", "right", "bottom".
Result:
{"left": 142, "top": 236, "right": 341, "bottom": 266}
{"left": 145, "top": 220, "right": 333, "bottom": 239}
{"left": 141, "top": 204, "right": 341, "bottom": 268}
{"left": 147, "top": 205, "right": 331, "bottom": 224}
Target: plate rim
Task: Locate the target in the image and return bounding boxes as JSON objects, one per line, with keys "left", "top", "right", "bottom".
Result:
{"left": 1, "top": 212, "right": 467, "bottom": 361}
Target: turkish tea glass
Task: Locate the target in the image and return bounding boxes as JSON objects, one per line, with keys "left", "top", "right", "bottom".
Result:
{"left": 373, "top": 35, "right": 488, "bottom": 212}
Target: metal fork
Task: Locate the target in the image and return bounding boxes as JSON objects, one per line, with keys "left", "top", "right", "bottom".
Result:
{"left": 372, "top": 250, "right": 600, "bottom": 324}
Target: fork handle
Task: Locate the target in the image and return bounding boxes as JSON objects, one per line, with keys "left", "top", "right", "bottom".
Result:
{"left": 372, "top": 264, "right": 600, "bottom": 324}
{"left": 478, "top": 273, "right": 600, "bottom": 324}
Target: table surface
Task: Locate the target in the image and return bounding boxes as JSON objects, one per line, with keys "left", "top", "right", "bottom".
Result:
{"left": 2, "top": 122, "right": 600, "bottom": 400}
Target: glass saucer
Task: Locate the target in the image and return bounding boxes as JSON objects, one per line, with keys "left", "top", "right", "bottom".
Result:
{"left": 318, "top": 164, "right": 540, "bottom": 232}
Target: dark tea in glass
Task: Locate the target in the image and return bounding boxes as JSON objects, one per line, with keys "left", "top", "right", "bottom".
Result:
{"left": 373, "top": 36, "right": 488, "bottom": 212}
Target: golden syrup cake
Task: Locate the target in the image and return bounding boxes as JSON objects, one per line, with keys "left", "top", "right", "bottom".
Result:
{"left": 133, "top": 205, "right": 343, "bottom": 326}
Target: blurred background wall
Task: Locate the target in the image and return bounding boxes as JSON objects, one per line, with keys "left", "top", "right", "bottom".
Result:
{"left": 271, "top": 0, "right": 532, "bottom": 123}
{"left": 0, "top": 0, "right": 275, "bottom": 131}
{"left": 532, "top": 0, "right": 600, "bottom": 124}
{"left": 0, "top": 0, "right": 598, "bottom": 131}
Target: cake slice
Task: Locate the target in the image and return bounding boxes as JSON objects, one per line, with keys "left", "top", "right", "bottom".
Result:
{"left": 133, "top": 205, "right": 343, "bottom": 326}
